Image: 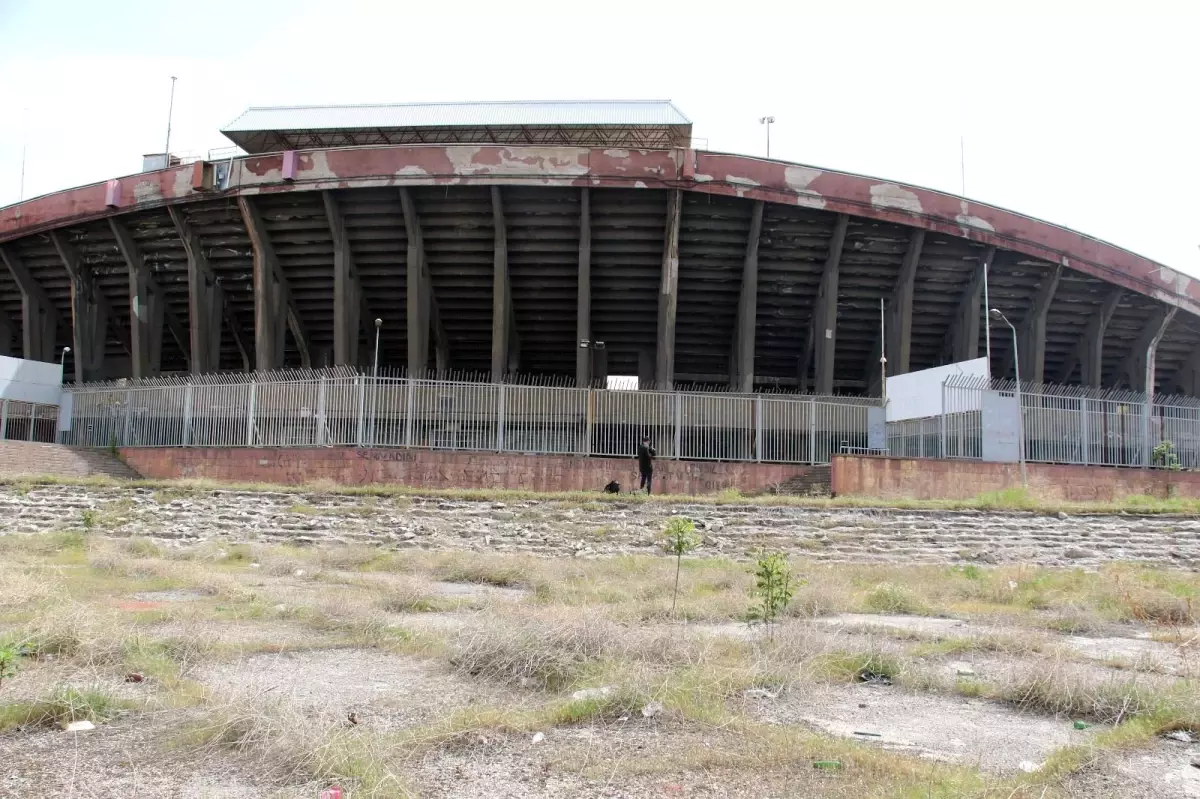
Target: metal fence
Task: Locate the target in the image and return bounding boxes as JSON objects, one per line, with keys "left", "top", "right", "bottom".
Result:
{"left": 58, "top": 369, "right": 878, "bottom": 465}
{"left": 887, "top": 375, "right": 1200, "bottom": 469}
{"left": 0, "top": 400, "right": 59, "bottom": 443}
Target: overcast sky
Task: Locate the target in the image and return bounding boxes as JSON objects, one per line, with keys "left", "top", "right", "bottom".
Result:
{"left": 1, "top": 0, "right": 1196, "bottom": 274}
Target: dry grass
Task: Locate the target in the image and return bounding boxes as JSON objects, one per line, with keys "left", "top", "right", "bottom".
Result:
{"left": 2, "top": 526, "right": 1198, "bottom": 796}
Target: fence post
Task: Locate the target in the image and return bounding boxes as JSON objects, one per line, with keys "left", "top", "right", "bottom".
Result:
{"left": 672, "top": 392, "right": 683, "bottom": 459}
{"left": 182, "top": 383, "right": 194, "bottom": 447}
{"left": 583, "top": 389, "right": 594, "bottom": 456}
{"left": 316, "top": 378, "right": 327, "bottom": 446}
{"left": 355, "top": 377, "right": 365, "bottom": 447}
{"left": 754, "top": 395, "right": 763, "bottom": 462}
{"left": 27, "top": 406, "right": 36, "bottom": 442}
{"left": 807, "top": 400, "right": 817, "bottom": 464}
{"left": 245, "top": 381, "right": 256, "bottom": 447}
{"left": 122, "top": 390, "right": 133, "bottom": 447}
{"left": 404, "top": 378, "right": 415, "bottom": 448}
{"left": 1080, "top": 397, "right": 1090, "bottom": 465}
{"left": 0, "top": 399, "right": 7, "bottom": 440}
{"left": 496, "top": 383, "right": 507, "bottom": 452}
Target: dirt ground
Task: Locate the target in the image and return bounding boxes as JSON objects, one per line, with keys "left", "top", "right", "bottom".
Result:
{"left": 1, "top": 489, "right": 1199, "bottom": 797}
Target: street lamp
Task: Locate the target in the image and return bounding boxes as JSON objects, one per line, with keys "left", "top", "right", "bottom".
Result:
{"left": 371, "top": 318, "right": 382, "bottom": 446}
{"left": 759, "top": 116, "right": 775, "bottom": 158}
{"left": 990, "top": 309, "right": 1026, "bottom": 488}
{"left": 60, "top": 346, "right": 70, "bottom": 367}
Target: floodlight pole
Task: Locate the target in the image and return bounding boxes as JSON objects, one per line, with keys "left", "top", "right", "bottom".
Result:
{"left": 991, "top": 309, "right": 1025, "bottom": 488}
{"left": 759, "top": 116, "right": 774, "bottom": 158}
{"left": 164, "top": 76, "right": 178, "bottom": 164}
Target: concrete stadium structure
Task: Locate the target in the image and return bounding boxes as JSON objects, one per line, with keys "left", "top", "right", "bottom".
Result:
{"left": 2, "top": 100, "right": 1198, "bottom": 396}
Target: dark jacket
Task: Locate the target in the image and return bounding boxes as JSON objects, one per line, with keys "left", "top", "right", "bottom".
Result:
{"left": 637, "top": 442, "right": 656, "bottom": 472}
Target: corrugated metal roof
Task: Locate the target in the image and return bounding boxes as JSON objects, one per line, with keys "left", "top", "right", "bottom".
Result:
{"left": 222, "top": 100, "right": 691, "bottom": 132}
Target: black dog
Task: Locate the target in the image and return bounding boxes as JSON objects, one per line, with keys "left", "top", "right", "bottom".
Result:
{"left": 603, "top": 480, "right": 621, "bottom": 494}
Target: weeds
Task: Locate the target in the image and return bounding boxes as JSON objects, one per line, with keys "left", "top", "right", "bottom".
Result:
{"left": 660, "top": 516, "right": 701, "bottom": 615}
{"left": 748, "top": 552, "right": 796, "bottom": 635}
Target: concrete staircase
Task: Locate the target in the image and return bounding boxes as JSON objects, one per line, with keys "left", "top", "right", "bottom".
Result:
{"left": 0, "top": 441, "right": 142, "bottom": 481}
{"left": 763, "top": 465, "right": 832, "bottom": 497}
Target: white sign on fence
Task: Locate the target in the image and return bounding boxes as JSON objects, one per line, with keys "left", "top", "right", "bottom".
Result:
{"left": 980, "top": 390, "right": 1020, "bottom": 462}
{"left": 0, "top": 354, "right": 64, "bottom": 405}
{"left": 885, "top": 357, "right": 988, "bottom": 422}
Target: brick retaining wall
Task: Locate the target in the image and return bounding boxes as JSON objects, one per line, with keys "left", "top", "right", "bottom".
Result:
{"left": 830, "top": 455, "right": 1200, "bottom": 501}
{"left": 119, "top": 447, "right": 816, "bottom": 495}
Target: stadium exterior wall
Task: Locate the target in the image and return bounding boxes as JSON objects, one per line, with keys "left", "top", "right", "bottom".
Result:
{"left": 2, "top": 145, "right": 1196, "bottom": 316}
{"left": 830, "top": 455, "right": 1200, "bottom": 502}
{"left": 118, "top": 447, "right": 821, "bottom": 495}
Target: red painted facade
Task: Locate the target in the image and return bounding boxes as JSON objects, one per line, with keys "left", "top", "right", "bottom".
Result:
{"left": 1, "top": 145, "right": 1194, "bottom": 317}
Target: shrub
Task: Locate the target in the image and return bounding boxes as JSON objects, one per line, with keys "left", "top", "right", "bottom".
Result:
{"left": 660, "top": 517, "right": 701, "bottom": 615}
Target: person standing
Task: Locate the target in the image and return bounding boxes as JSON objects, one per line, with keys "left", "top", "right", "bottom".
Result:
{"left": 637, "top": 435, "right": 657, "bottom": 494}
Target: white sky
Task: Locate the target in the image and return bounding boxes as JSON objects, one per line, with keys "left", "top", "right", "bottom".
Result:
{"left": 1, "top": 0, "right": 1197, "bottom": 274}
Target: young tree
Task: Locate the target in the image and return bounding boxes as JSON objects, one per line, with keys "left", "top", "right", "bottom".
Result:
{"left": 749, "top": 550, "right": 795, "bottom": 637}
{"left": 660, "top": 516, "right": 701, "bottom": 615}
{"left": 0, "top": 643, "right": 19, "bottom": 691}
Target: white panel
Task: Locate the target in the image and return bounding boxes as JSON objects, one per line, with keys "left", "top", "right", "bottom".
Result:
{"left": 885, "top": 358, "right": 988, "bottom": 422}
{"left": 981, "top": 391, "right": 1021, "bottom": 462}
{"left": 0, "top": 355, "right": 64, "bottom": 405}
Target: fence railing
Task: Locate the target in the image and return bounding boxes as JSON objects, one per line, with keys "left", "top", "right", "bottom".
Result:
{"left": 887, "top": 375, "right": 1200, "bottom": 469}
{"left": 59, "top": 370, "right": 877, "bottom": 466}
{"left": 0, "top": 400, "right": 59, "bottom": 443}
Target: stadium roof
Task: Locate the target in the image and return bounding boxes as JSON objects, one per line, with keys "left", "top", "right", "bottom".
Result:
{"left": 221, "top": 100, "right": 693, "bottom": 153}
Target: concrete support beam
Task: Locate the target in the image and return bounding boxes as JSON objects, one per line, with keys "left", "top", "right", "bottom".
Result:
{"left": 169, "top": 207, "right": 225, "bottom": 374}
{"left": 50, "top": 232, "right": 110, "bottom": 383}
{"left": 1004, "top": 263, "right": 1062, "bottom": 384}
{"left": 399, "top": 188, "right": 449, "bottom": 375}
{"left": 239, "top": 196, "right": 311, "bottom": 371}
{"left": 575, "top": 188, "right": 592, "bottom": 388}
{"left": 654, "top": 189, "right": 682, "bottom": 390}
{"left": 944, "top": 245, "right": 994, "bottom": 364}
{"left": 866, "top": 228, "right": 927, "bottom": 395}
{"left": 0, "top": 245, "right": 58, "bottom": 362}
{"left": 490, "top": 186, "right": 519, "bottom": 381}
{"left": 1056, "top": 286, "right": 1122, "bottom": 387}
{"left": 886, "top": 229, "right": 925, "bottom": 376}
{"left": 813, "top": 214, "right": 849, "bottom": 395}
{"left": 322, "top": 192, "right": 365, "bottom": 367}
{"left": 731, "top": 200, "right": 764, "bottom": 392}
{"left": 1122, "top": 306, "right": 1175, "bottom": 391}
{"left": 109, "top": 218, "right": 189, "bottom": 378}
{"left": 797, "top": 326, "right": 812, "bottom": 393}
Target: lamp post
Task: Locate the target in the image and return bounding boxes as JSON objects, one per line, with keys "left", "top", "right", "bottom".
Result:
{"left": 990, "top": 309, "right": 1026, "bottom": 488}
{"left": 759, "top": 116, "right": 775, "bottom": 158}
{"left": 371, "top": 318, "right": 382, "bottom": 446}
{"left": 60, "top": 346, "right": 70, "bottom": 368}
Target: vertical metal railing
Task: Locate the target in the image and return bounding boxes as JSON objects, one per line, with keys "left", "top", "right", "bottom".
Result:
{"left": 57, "top": 367, "right": 881, "bottom": 467}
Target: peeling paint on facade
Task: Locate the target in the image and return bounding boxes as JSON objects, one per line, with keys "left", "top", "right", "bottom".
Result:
{"left": 132, "top": 180, "right": 164, "bottom": 204}
{"left": 870, "top": 183, "right": 923, "bottom": 214}
{"left": 1, "top": 144, "right": 1197, "bottom": 323}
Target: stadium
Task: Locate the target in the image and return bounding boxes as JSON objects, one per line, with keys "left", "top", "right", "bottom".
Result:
{"left": 2, "top": 99, "right": 1197, "bottom": 398}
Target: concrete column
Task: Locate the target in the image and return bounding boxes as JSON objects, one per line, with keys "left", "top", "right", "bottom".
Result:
{"left": 490, "top": 186, "right": 519, "bottom": 381}
{"left": 109, "top": 218, "right": 170, "bottom": 378}
{"left": 169, "top": 206, "right": 223, "bottom": 374}
{"left": 1057, "top": 286, "right": 1122, "bottom": 387}
{"left": 575, "top": 188, "right": 592, "bottom": 388}
{"left": 239, "top": 198, "right": 291, "bottom": 371}
{"left": 1123, "top": 306, "right": 1174, "bottom": 391}
{"left": 654, "top": 190, "right": 682, "bottom": 390}
{"left": 796, "top": 326, "right": 812, "bottom": 393}
{"left": 400, "top": 187, "right": 429, "bottom": 375}
{"left": 813, "top": 214, "right": 849, "bottom": 395}
{"left": 323, "top": 192, "right": 362, "bottom": 367}
{"left": 0, "top": 245, "right": 58, "bottom": 362}
{"left": 885, "top": 229, "right": 924, "bottom": 376}
{"left": 1170, "top": 346, "right": 1200, "bottom": 397}
{"left": 946, "top": 246, "right": 993, "bottom": 364}
{"left": 1012, "top": 263, "right": 1062, "bottom": 384}
{"left": 50, "top": 232, "right": 108, "bottom": 383}
{"left": 731, "top": 200, "right": 764, "bottom": 392}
